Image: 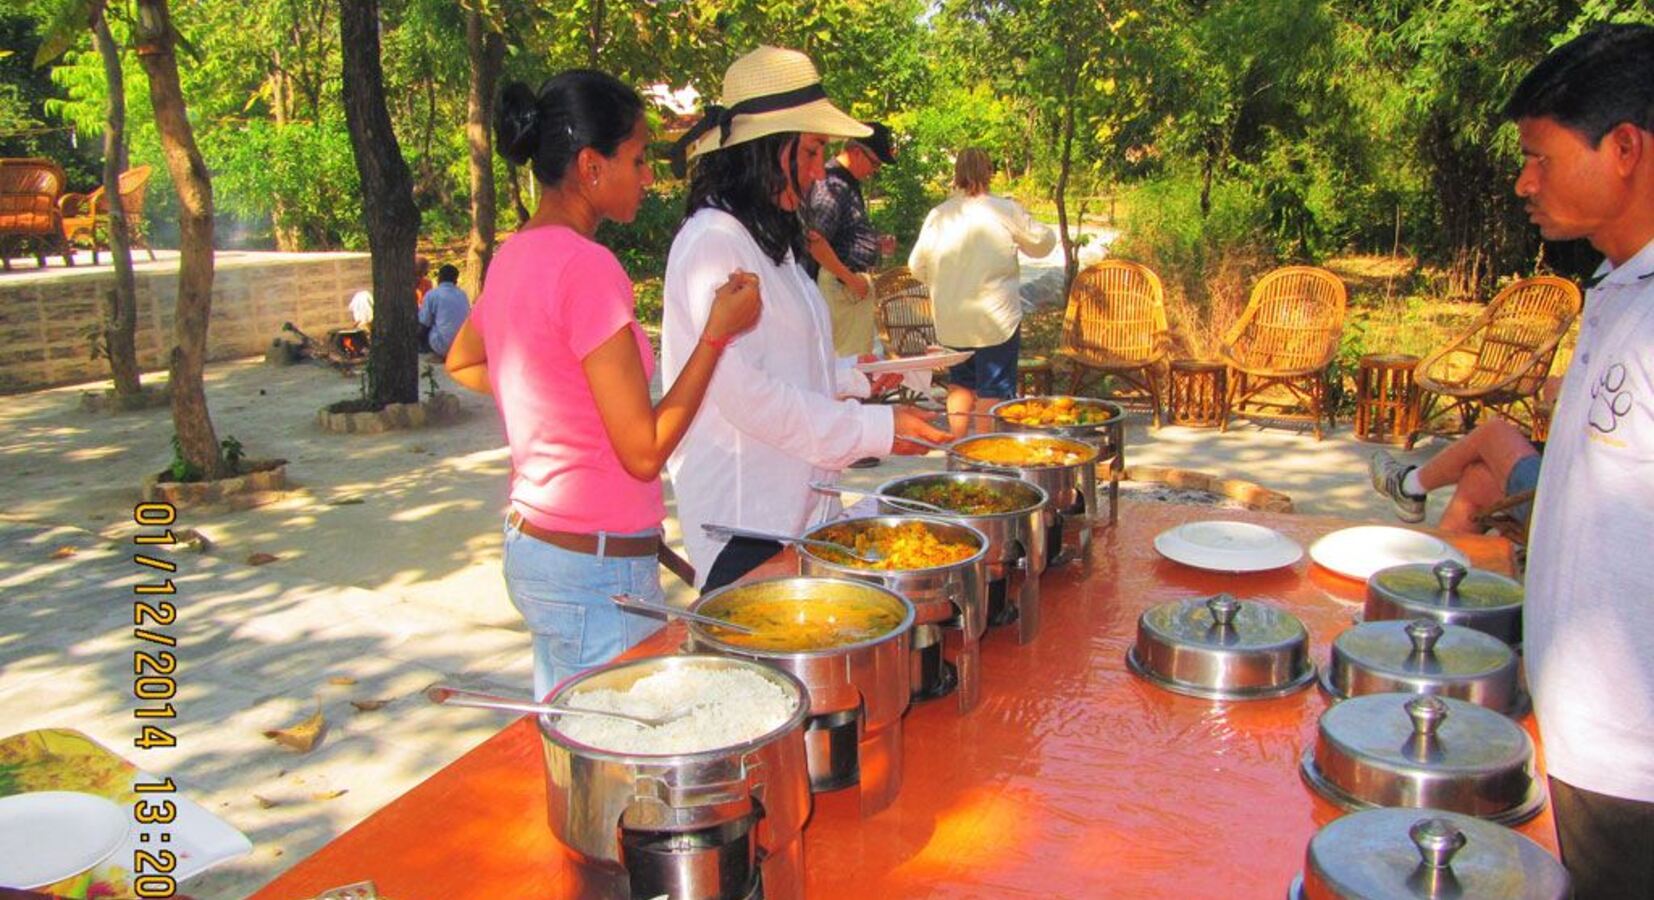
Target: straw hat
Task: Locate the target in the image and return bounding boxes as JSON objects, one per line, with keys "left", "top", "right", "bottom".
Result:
{"left": 676, "top": 46, "right": 870, "bottom": 164}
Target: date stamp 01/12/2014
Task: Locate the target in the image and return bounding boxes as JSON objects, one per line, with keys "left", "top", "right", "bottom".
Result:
{"left": 130, "top": 502, "right": 183, "bottom": 899}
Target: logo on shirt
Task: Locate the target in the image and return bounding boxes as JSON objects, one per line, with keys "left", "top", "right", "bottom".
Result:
{"left": 1588, "top": 362, "right": 1632, "bottom": 434}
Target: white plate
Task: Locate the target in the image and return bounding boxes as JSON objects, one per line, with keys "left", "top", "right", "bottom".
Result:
{"left": 1309, "top": 525, "right": 1470, "bottom": 581}
{"left": 0, "top": 791, "right": 130, "bottom": 889}
{"left": 1153, "top": 521, "right": 1304, "bottom": 573}
{"left": 854, "top": 349, "right": 973, "bottom": 374}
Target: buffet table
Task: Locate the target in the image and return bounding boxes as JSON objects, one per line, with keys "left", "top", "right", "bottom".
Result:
{"left": 254, "top": 501, "right": 1550, "bottom": 899}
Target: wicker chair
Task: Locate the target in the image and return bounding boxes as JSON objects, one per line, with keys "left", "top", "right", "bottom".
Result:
{"left": 0, "top": 157, "right": 74, "bottom": 270}
{"left": 1410, "top": 276, "right": 1581, "bottom": 447}
{"left": 60, "top": 165, "right": 157, "bottom": 264}
{"left": 872, "top": 266, "right": 938, "bottom": 357}
{"left": 1219, "top": 265, "right": 1347, "bottom": 440}
{"left": 1056, "top": 260, "right": 1171, "bottom": 425}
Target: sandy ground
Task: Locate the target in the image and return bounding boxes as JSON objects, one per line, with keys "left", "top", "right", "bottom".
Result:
{"left": 0, "top": 353, "right": 1449, "bottom": 897}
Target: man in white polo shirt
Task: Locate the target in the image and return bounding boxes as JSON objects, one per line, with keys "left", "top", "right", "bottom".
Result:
{"left": 1504, "top": 23, "right": 1654, "bottom": 899}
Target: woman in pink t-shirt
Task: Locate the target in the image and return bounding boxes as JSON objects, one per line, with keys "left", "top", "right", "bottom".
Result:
{"left": 446, "top": 70, "right": 759, "bottom": 699}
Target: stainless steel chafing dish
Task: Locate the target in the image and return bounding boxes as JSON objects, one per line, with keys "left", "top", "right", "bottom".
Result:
{"left": 1126, "top": 593, "right": 1316, "bottom": 700}
{"left": 1365, "top": 559, "right": 1524, "bottom": 647}
{"left": 1321, "top": 618, "right": 1526, "bottom": 717}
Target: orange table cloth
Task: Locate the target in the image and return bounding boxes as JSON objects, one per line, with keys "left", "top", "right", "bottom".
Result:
{"left": 254, "top": 501, "right": 1550, "bottom": 899}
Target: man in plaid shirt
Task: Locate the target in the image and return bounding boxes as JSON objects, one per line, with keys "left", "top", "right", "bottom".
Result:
{"left": 806, "top": 121, "right": 898, "bottom": 358}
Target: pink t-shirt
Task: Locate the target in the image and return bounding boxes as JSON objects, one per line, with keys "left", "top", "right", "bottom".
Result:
{"left": 469, "top": 226, "right": 664, "bottom": 533}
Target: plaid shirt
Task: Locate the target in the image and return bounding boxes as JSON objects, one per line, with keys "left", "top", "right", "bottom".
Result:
{"left": 805, "top": 162, "right": 880, "bottom": 279}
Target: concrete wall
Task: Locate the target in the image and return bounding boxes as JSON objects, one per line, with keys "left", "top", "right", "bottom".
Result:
{"left": 0, "top": 252, "right": 370, "bottom": 393}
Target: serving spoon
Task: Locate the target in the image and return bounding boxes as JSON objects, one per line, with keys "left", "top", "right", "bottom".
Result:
{"left": 609, "top": 593, "right": 758, "bottom": 633}
{"left": 808, "top": 481, "right": 953, "bottom": 515}
{"left": 701, "top": 522, "right": 884, "bottom": 564}
{"left": 426, "top": 685, "right": 696, "bottom": 728}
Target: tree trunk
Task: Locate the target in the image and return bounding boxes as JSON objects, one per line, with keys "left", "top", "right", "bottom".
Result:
{"left": 506, "top": 160, "right": 530, "bottom": 227}
{"left": 134, "top": 0, "right": 223, "bottom": 478}
{"left": 1054, "top": 73, "right": 1079, "bottom": 290}
{"left": 268, "top": 54, "right": 304, "bottom": 251}
{"left": 463, "top": 9, "right": 504, "bottom": 298}
{"left": 340, "top": 0, "right": 420, "bottom": 407}
{"left": 93, "top": 9, "right": 141, "bottom": 396}
{"left": 588, "top": 0, "right": 605, "bottom": 67}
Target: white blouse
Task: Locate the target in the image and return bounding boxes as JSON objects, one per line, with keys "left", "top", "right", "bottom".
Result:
{"left": 908, "top": 193, "right": 1057, "bottom": 347}
{"left": 661, "top": 208, "right": 895, "bottom": 584}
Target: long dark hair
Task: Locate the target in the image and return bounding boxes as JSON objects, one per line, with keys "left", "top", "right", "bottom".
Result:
{"left": 682, "top": 133, "right": 808, "bottom": 267}
{"left": 495, "top": 70, "right": 644, "bottom": 187}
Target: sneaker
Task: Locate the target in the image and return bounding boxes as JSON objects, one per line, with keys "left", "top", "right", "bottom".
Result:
{"left": 1369, "top": 450, "right": 1426, "bottom": 523}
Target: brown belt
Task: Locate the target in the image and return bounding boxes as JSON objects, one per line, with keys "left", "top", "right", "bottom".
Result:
{"left": 506, "top": 511, "right": 660, "bottom": 557}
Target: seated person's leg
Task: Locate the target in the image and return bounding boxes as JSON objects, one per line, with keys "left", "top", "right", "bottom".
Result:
{"left": 1439, "top": 461, "right": 1503, "bottom": 533}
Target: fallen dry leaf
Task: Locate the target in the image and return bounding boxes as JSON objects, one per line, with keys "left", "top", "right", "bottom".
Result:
{"left": 247, "top": 552, "right": 281, "bottom": 566}
{"left": 330, "top": 496, "right": 366, "bottom": 506}
{"left": 50, "top": 546, "right": 77, "bottom": 559}
{"left": 263, "top": 709, "right": 327, "bottom": 753}
{"left": 328, "top": 676, "right": 357, "bottom": 686}
{"left": 254, "top": 794, "right": 280, "bottom": 809}
{"left": 350, "top": 699, "right": 389, "bottom": 712}
{"left": 310, "top": 789, "right": 349, "bottom": 801}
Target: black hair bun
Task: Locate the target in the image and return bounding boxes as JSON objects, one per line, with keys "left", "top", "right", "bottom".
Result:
{"left": 495, "top": 81, "right": 541, "bottom": 167}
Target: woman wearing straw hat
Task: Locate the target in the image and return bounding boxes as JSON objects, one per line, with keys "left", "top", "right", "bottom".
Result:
{"left": 446, "top": 70, "right": 761, "bottom": 699}
{"left": 662, "top": 46, "right": 950, "bottom": 592}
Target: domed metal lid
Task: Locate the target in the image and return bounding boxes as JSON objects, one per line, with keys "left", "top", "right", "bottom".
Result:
{"left": 1126, "top": 593, "right": 1315, "bottom": 699}
{"left": 1298, "top": 809, "right": 1569, "bottom": 900}
{"left": 1302, "top": 694, "right": 1542, "bottom": 824}
{"left": 1323, "top": 619, "right": 1522, "bottom": 714}
{"left": 1367, "top": 560, "right": 1523, "bottom": 612}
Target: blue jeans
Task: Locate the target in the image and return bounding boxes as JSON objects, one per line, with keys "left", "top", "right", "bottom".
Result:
{"left": 501, "top": 522, "right": 665, "bottom": 701}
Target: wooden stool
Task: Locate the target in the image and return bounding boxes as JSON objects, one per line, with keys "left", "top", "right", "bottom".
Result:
{"left": 1017, "top": 356, "right": 1054, "bottom": 397}
{"left": 1167, "top": 359, "right": 1227, "bottom": 427}
{"left": 1354, "top": 353, "right": 1421, "bottom": 444}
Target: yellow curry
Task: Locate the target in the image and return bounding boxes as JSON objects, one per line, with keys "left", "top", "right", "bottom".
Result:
{"left": 957, "top": 436, "right": 1091, "bottom": 467}
{"left": 702, "top": 596, "right": 904, "bottom": 651}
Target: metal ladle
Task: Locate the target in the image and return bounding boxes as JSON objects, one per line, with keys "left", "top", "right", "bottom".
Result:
{"left": 701, "top": 522, "right": 884, "bottom": 564}
{"left": 609, "top": 593, "right": 758, "bottom": 634}
{"left": 808, "top": 481, "right": 952, "bottom": 515}
{"left": 426, "top": 685, "right": 696, "bottom": 728}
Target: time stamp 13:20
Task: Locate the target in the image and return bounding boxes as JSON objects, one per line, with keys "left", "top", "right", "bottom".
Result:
{"left": 130, "top": 501, "right": 183, "bottom": 898}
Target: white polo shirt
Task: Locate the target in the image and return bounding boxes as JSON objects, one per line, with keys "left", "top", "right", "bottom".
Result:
{"left": 1525, "top": 236, "right": 1654, "bottom": 802}
{"left": 661, "top": 209, "right": 895, "bottom": 585}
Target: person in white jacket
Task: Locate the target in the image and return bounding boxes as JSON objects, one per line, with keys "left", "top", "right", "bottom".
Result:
{"left": 909, "top": 148, "right": 1057, "bottom": 439}
{"left": 661, "top": 46, "right": 949, "bottom": 591}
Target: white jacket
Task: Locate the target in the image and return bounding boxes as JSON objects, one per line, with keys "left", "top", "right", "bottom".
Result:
{"left": 662, "top": 209, "right": 895, "bottom": 585}
{"left": 908, "top": 193, "right": 1056, "bottom": 347}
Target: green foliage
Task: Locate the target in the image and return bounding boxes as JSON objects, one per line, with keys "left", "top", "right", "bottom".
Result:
{"left": 597, "top": 185, "right": 685, "bottom": 281}
{"left": 168, "top": 434, "right": 202, "bottom": 483}
{"left": 200, "top": 115, "right": 365, "bottom": 249}
{"left": 220, "top": 435, "right": 245, "bottom": 473}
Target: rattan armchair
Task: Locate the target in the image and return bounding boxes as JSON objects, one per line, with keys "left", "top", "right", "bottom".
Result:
{"left": 1219, "top": 265, "right": 1347, "bottom": 440}
{"left": 1411, "top": 275, "right": 1581, "bottom": 447}
{"left": 872, "top": 266, "right": 938, "bottom": 357}
{"left": 59, "top": 164, "right": 156, "bottom": 264}
{"left": 1056, "top": 260, "right": 1171, "bottom": 425}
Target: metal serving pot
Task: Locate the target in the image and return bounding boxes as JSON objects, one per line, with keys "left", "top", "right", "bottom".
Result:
{"left": 1126, "top": 593, "right": 1316, "bottom": 700}
{"left": 1291, "top": 808, "right": 1570, "bottom": 900}
{"left": 1365, "top": 559, "right": 1524, "bottom": 648}
{"left": 686, "top": 577, "right": 915, "bottom": 814}
{"left": 1321, "top": 618, "right": 1525, "bottom": 717}
{"left": 876, "top": 472, "right": 1049, "bottom": 644}
{"left": 989, "top": 395, "right": 1127, "bottom": 459}
{"left": 945, "top": 432, "right": 1101, "bottom": 564}
{"left": 798, "top": 515, "right": 989, "bottom": 713}
{"left": 540, "top": 654, "right": 812, "bottom": 900}
{"left": 1299, "top": 693, "right": 1544, "bottom": 825}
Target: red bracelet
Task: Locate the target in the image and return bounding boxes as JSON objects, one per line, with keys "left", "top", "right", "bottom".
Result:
{"left": 701, "top": 332, "right": 733, "bottom": 351}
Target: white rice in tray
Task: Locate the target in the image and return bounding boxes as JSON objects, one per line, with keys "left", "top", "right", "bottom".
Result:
{"left": 555, "top": 664, "right": 796, "bottom": 755}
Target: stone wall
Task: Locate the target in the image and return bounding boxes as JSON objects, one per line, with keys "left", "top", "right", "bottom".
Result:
{"left": 0, "top": 251, "right": 370, "bottom": 393}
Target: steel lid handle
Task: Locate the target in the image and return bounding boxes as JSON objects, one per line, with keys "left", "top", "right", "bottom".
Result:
{"left": 1205, "top": 593, "right": 1240, "bottom": 629}
{"left": 1408, "top": 817, "right": 1467, "bottom": 870}
{"left": 1433, "top": 559, "right": 1468, "bottom": 596}
{"left": 1406, "top": 618, "right": 1444, "bottom": 657}
{"left": 1405, "top": 695, "right": 1449, "bottom": 739}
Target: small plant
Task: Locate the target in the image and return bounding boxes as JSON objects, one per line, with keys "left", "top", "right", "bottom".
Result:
{"left": 168, "top": 434, "right": 202, "bottom": 483}
{"left": 220, "top": 435, "right": 245, "bottom": 474}
{"left": 421, "top": 363, "right": 444, "bottom": 400}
